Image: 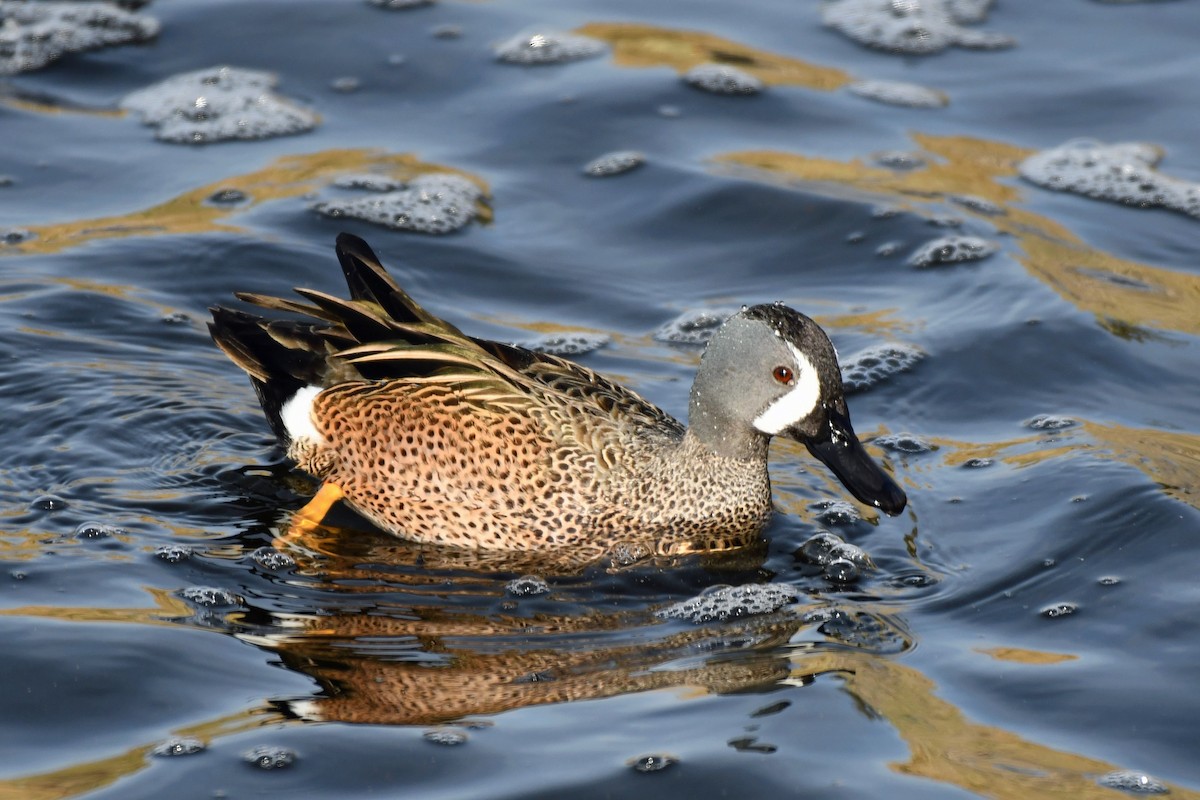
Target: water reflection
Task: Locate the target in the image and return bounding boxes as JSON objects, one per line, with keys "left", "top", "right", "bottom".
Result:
{"left": 575, "top": 22, "right": 850, "bottom": 90}
{"left": 716, "top": 134, "right": 1200, "bottom": 337}
{"left": 0, "top": 149, "right": 491, "bottom": 257}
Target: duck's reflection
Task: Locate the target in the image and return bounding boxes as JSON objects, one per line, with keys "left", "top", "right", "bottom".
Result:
{"left": 241, "top": 524, "right": 907, "bottom": 726}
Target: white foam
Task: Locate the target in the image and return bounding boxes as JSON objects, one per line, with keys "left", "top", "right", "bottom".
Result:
{"left": 753, "top": 344, "right": 821, "bottom": 436}
{"left": 281, "top": 385, "right": 324, "bottom": 445}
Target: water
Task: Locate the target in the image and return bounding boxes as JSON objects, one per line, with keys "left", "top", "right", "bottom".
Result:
{"left": 2, "top": 1, "right": 1200, "bottom": 798}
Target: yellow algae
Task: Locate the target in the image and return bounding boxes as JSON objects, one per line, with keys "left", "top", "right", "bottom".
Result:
{"left": 977, "top": 646, "right": 1078, "bottom": 665}
{"left": 2, "top": 149, "right": 491, "bottom": 257}
{"left": 0, "top": 708, "right": 281, "bottom": 800}
{"left": 0, "top": 587, "right": 198, "bottom": 625}
{"left": 0, "top": 95, "right": 126, "bottom": 118}
{"left": 918, "top": 422, "right": 1200, "bottom": 511}
{"left": 575, "top": 22, "right": 851, "bottom": 91}
{"left": 716, "top": 134, "right": 1200, "bottom": 337}
{"left": 793, "top": 650, "right": 1200, "bottom": 800}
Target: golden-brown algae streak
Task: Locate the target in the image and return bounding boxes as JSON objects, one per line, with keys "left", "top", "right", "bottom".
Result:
{"left": 797, "top": 650, "right": 1200, "bottom": 800}
{"left": 716, "top": 134, "right": 1200, "bottom": 337}
{"left": 932, "top": 420, "right": 1200, "bottom": 511}
{"left": 575, "top": 22, "right": 851, "bottom": 90}
{"left": 1, "top": 149, "right": 492, "bottom": 257}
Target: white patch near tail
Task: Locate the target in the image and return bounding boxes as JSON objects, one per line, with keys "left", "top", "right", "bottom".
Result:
{"left": 281, "top": 385, "right": 325, "bottom": 444}
{"left": 753, "top": 344, "right": 822, "bottom": 435}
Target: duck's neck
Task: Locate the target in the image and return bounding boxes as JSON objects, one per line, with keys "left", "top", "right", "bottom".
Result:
{"left": 686, "top": 402, "right": 771, "bottom": 461}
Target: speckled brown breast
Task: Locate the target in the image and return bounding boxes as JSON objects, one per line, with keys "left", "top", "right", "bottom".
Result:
{"left": 290, "top": 379, "right": 774, "bottom": 558}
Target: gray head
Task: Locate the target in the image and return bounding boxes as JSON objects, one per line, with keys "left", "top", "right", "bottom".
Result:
{"left": 689, "top": 304, "right": 906, "bottom": 516}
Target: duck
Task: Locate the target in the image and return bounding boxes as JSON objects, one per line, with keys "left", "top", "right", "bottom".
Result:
{"left": 209, "top": 233, "right": 906, "bottom": 560}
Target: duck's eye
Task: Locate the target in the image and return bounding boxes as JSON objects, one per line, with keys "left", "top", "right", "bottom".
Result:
{"left": 772, "top": 365, "right": 794, "bottom": 384}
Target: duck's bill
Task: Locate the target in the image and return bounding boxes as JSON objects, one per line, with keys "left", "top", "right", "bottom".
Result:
{"left": 797, "top": 408, "right": 907, "bottom": 516}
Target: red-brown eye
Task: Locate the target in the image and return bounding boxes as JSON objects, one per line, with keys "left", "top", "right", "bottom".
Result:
{"left": 772, "top": 366, "right": 793, "bottom": 384}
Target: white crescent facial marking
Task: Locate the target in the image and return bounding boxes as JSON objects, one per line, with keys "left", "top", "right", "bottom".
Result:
{"left": 753, "top": 343, "right": 821, "bottom": 436}
{"left": 281, "top": 385, "right": 325, "bottom": 444}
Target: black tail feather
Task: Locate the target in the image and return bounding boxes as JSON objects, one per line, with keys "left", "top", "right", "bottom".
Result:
{"left": 208, "top": 306, "right": 325, "bottom": 443}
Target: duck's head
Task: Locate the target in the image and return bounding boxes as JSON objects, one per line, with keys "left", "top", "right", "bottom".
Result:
{"left": 689, "top": 303, "right": 907, "bottom": 516}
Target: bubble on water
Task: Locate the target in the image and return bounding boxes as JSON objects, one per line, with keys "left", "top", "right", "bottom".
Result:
{"left": 495, "top": 30, "right": 606, "bottom": 65}
{"left": 1098, "top": 576, "right": 1121, "bottom": 587}
{"left": 798, "top": 532, "right": 845, "bottom": 566}
{"left": 874, "top": 433, "right": 935, "bottom": 453}
{"left": 332, "top": 174, "right": 406, "bottom": 192}
{"left": 30, "top": 494, "right": 68, "bottom": 512}
{"left": 583, "top": 151, "right": 645, "bottom": 177}
{"left": 75, "top": 521, "right": 121, "bottom": 540}
{"left": 180, "top": 586, "right": 240, "bottom": 607}
{"left": 424, "top": 728, "right": 468, "bottom": 746}
{"left": 2, "top": 228, "right": 34, "bottom": 245}
{"left": 1098, "top": 770, "right": 1168, "bottom": 794}
{"left": 387, "top": 53, "right": 408, "bottom": 66}
{"left": 155, "top": 544, "right": 194, "bottom": 563}
{"left": 0, "top": 0, "right": 159, "bottom": 76}
{"left": 161, "top": 311, "right": 192, "bottom": 326}
{"left": 823, "top": 557, "right": 858, "bottom": 583}
{"left": 805, "top": 606, "right": 908, "bottom": 651}
{"left": 243, "top": 745, "right": 295, "bottom": 770}
{"left": 908, "top": 235, "right": 998, "bottom": 267}
{"left": 845, "top": 231, "right": 866, "bottom": 244}
{"left": 810, "top": 499, "right": 862, "bottom": 526}
{"left": 875, "top": 240, "right": 903, "bottom": 257}
{"left": 121, "top": 66, "right": 319, "bottom": 144}
{"left": 871, "top": 205, "right": 901, "bottom": 219}
{"left": 927, "top": 215, "right": 963, "bottom": 228}
{"left": 951, "top": 194, "right": 1005, "bottom": 216}
{"left": 505, "top": 575, "right": 550, "bottom": 596}
{"left": 841, "top": 343, "right": 923, "bottom": 392}
{"left": 658, "top": 104, "right": 682, "bottom": 118}
{"left": 512, "top": 332, "right": 609, "bottom": 356}
{"left": 962, "top": 457, "right": 993, "bottom": 469}
{"left": 330, "top": 76, "right": 361, "bottom": 93}
{"left": 251, "top": 546, "right": 295, "bottom": 570}
{"left": 1040, "top": 602, "right": 1078, "bottom": 619}
{"left": 1025, "top": 414, "right": 1077, "bottom": 431}
{"left": 369, "top": 0, "right": 433, "bottom": 8}
{"left": 887, "top": 572, "right": 937, "bottom": 588}
{"left": 631, "top": 754, "right": 677, "bottom": 773}
{"left": 1020, "top": 139, "right": 1200, "bottom": 221}
{"left": 431, "top": 24, "right": 461, "bottom": 39}
{"left": 152, "top": 737, "right": 205, "bottom": 757}
{"left": 683, "top": 63, "right": 764, "bottom": 95}
{"left": 875, "top": 151, "right": 926, "bottom": 170}
{"left": 0, "top": 175, "right": 14, "bottom": 186}
{"left": 610, "top": 541, "right": 651, "bottom": 566}
{"left": 314, "top": 173, "right": 484, "bottom": 235}
{"left": 822, "top": 0, "right": 1014, "bottom": 55}
{"left": 654, "top": 307, "right": 734, "bottom": 345}
{"left": 830, "top": 542, "right": 871, "bottom": 567}
{"left": 657, "top": 583, "right": 797, "bottom": 624}
{"left": 207, "top": 188, "right": 249, "bottom": 205}
{"left": 849, "top": 79, "right": 946, "bottom": 108}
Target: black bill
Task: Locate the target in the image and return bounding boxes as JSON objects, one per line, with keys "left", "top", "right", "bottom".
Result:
{"left": 799, "top": 407, "right": 907, "bottom": 516}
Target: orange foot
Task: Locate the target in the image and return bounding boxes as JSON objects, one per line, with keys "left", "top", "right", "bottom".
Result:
{"left": 272, "top": 482, "right": 344, "bottom": 554}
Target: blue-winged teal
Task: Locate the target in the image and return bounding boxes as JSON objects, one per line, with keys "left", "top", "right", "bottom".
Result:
{"left": 209, "top": 233, "right": 906, "bottom": 559}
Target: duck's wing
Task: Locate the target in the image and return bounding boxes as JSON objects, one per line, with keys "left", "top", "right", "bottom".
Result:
{"left": 211, "top": 233, "right": 683, "bottom": 438}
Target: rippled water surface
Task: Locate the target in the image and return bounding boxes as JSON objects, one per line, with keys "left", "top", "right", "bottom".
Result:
{"left": 3, "top": 1, "right": 1200, "bottom": 798}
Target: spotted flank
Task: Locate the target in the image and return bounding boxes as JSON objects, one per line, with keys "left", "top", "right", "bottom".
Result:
{"left": 209, "top": 233, "right": 906, "bottom": 560}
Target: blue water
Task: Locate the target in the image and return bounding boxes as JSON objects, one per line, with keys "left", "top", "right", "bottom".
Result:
{"left": 2, "top": 1, "right": 1200, "bottom": 798}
